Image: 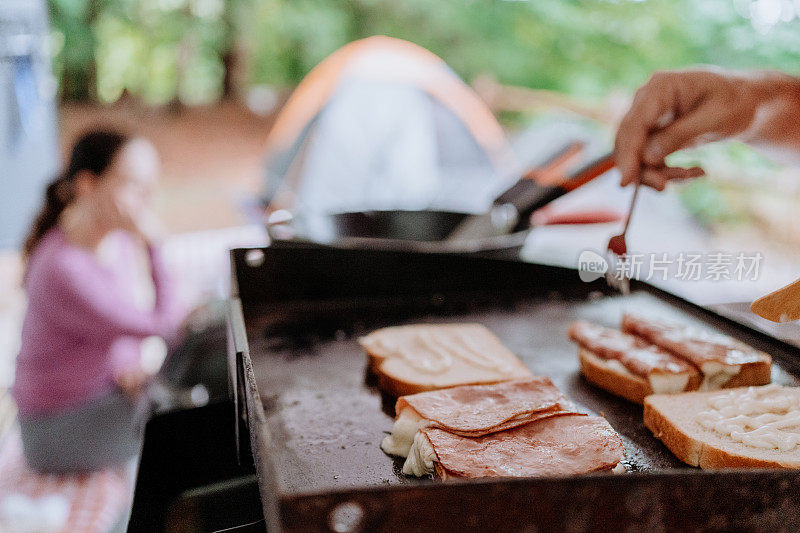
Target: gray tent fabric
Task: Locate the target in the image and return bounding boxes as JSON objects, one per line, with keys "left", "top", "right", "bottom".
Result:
{"left": 288, "top": 79, "right": 498, "bottom": 215}
{"left": 263, "top": 40, "right": 510, "bottom": 217}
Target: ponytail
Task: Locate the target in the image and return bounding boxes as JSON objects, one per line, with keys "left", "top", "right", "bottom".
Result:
{"left": 22, "top": 176, "right": 74, "bottom": 260}
{"left": 22, "top": 130, "right": 129, "bottom": 261}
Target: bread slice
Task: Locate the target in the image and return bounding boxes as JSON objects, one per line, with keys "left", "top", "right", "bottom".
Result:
{"left": 621, "top": 314, "right": 771, "bottom": 391}
{"left": 569, "top": 320, "right": 701, "bottom": 404}
{"left": 715, "top": 363, "right": 772, "bottom": 389}
{"left": 579, "top": 349, "right": 699, "bottom": 404}
{"left": 579, "top": 349, "right": 651, "bottom": 403}
{"left": 359, "top": 324, "right": 533, "bottom": 396}
{"left": 644, "top": 385, "right": 800, "bottom": 469}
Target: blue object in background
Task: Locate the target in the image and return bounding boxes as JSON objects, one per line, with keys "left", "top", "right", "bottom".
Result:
{"left": 0, "top": 0, "right": 59, "bottom": 250}
{"left": 10, "top": 54, "right": 41, "bottom": 145}
{"left": 5, "top": 60, "right": 24, "bottom": 148}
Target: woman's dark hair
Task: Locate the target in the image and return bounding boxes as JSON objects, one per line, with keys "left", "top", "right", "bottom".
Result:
{"left": 23, "top": 130, "right": 130, "bottom": 260}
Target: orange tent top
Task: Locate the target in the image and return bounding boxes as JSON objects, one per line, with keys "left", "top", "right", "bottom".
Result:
{"left": 264, "top": 35, "right": 508, "bottom": 166}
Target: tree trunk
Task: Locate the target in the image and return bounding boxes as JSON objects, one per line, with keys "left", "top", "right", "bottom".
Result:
{"left": 58, "top": 0, "right": 99, "bottom": 102}
{"left": 220, "top": 0, "right": 241, "bottom": 100}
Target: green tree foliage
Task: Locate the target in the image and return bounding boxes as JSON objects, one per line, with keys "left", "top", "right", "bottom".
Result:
{"left": 244, "top": 0, "right": 800, "bottom": 96}
{"left": 49, "top": 0, "right": 800, "bottom": 104}
{"left": 50, "top": 0, "right": 235, "bottom": 103}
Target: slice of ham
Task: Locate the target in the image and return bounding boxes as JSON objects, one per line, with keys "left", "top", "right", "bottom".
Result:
{"left": 568, "top": 321, "right": 697, "bottom": 378}
{"left": 423, "top": 414, "right": 625, "bottom": 479}
{"left": 396, "top": 377, "right": 580, "bottom": 437}
{"left": 620, "top": 314, "right": 771, "bottom": 367}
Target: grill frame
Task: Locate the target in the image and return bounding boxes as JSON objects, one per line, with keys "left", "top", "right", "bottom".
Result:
{"left": 228, "top": 243, "right": 800, "bottom": 532}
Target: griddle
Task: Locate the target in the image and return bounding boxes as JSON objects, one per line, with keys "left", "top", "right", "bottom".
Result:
{"left": 228, "top": 243, "right": 800, "bottom": 532}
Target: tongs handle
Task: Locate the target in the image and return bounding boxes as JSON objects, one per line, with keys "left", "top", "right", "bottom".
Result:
{"left": 494, "top": 151, "right": 615, "bottom": 232}
{"left": 520, "top": 141, "right": 585, "bottom": 183}
{"left": 559, "top": 151, "right": 616, "bottom": 192}
{"left": 494, "top": 142, "right": 584, "bottom": 207}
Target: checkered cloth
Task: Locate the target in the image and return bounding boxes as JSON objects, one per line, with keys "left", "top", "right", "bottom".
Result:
{"left": 0, "top": 428, "right": 132, "bottom": 532}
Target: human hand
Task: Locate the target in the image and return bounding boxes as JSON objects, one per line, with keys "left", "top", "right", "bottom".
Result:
{"left": 114, "top": 193, "right": 165, "bottom": 245}
{"left": 615, "top": 68, "right": 781, "bottom": 190}
{"left": 59, "top": 196, "right": 96, "bottom": 239}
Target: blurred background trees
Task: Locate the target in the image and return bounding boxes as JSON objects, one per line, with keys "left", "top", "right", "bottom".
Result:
{"left": 49, "top": 0, "right": 800, "bottom": 105}
{"left": 46, "top": 0, "right": 800, "bottom": 245}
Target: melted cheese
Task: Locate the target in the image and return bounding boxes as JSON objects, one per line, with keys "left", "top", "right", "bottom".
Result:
{"left": 604, "top": 359, "right": 628, "bottom": 374}
{"left": 381, "top": 408, "right": 428, "bottom": 458}
{"left": 402, "top": 431, "right": 437, "bottom": 477}
{"left": 648, "top": 372, "right": 691, "bottom": 394}
{"left": 695, "top": 384, "right": 800, "bottom": 451}
{"left": 603, "top": 357, "right": 690, "bottom": 394}
{"left": 699, "top": 361, "right": 741, "bottom": 391}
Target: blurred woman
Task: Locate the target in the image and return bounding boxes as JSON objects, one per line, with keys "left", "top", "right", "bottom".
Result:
{"left": 13, "top": 130, "right": 185, "bottom": 473}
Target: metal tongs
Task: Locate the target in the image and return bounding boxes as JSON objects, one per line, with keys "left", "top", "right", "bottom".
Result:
{"left": 605, "top": 179, "right": 641, "bottom": 293}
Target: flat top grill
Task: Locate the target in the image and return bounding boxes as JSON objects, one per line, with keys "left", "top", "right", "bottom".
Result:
{"left": 229, "top": 244, "right": 800, "bottom": 532}
{"left": 246, "top": 290, "right": 799, "bottom": 493}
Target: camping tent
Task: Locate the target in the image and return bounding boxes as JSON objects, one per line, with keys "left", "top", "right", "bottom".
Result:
{"left": 262, "top": 36, "right": 513, "bottom": 216}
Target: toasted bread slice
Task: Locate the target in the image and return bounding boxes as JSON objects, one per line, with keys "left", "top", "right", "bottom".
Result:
{"left": 359, "top": 324, "right": 533, "bottom": 396}
{"left": 579, "top": 349, "right": 651, "bottom": 403}
{"left": 579, "top": 349, "right": 699, "bottom": 404}
{"left": 621, "top": 314, "right": 771, "bottom": 390}
{"left": 716, "top": 363, "right": 772, "bottom": 389}
{"left": 644, "top": 385, "right": 800, "bottom": 469}
{"left": 569, "top": 320, "right": 701, "bottom": 403}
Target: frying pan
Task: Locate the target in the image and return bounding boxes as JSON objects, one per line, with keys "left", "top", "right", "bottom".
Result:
{"left": 266, "top": 144, "right": 613, "bottom": 258}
